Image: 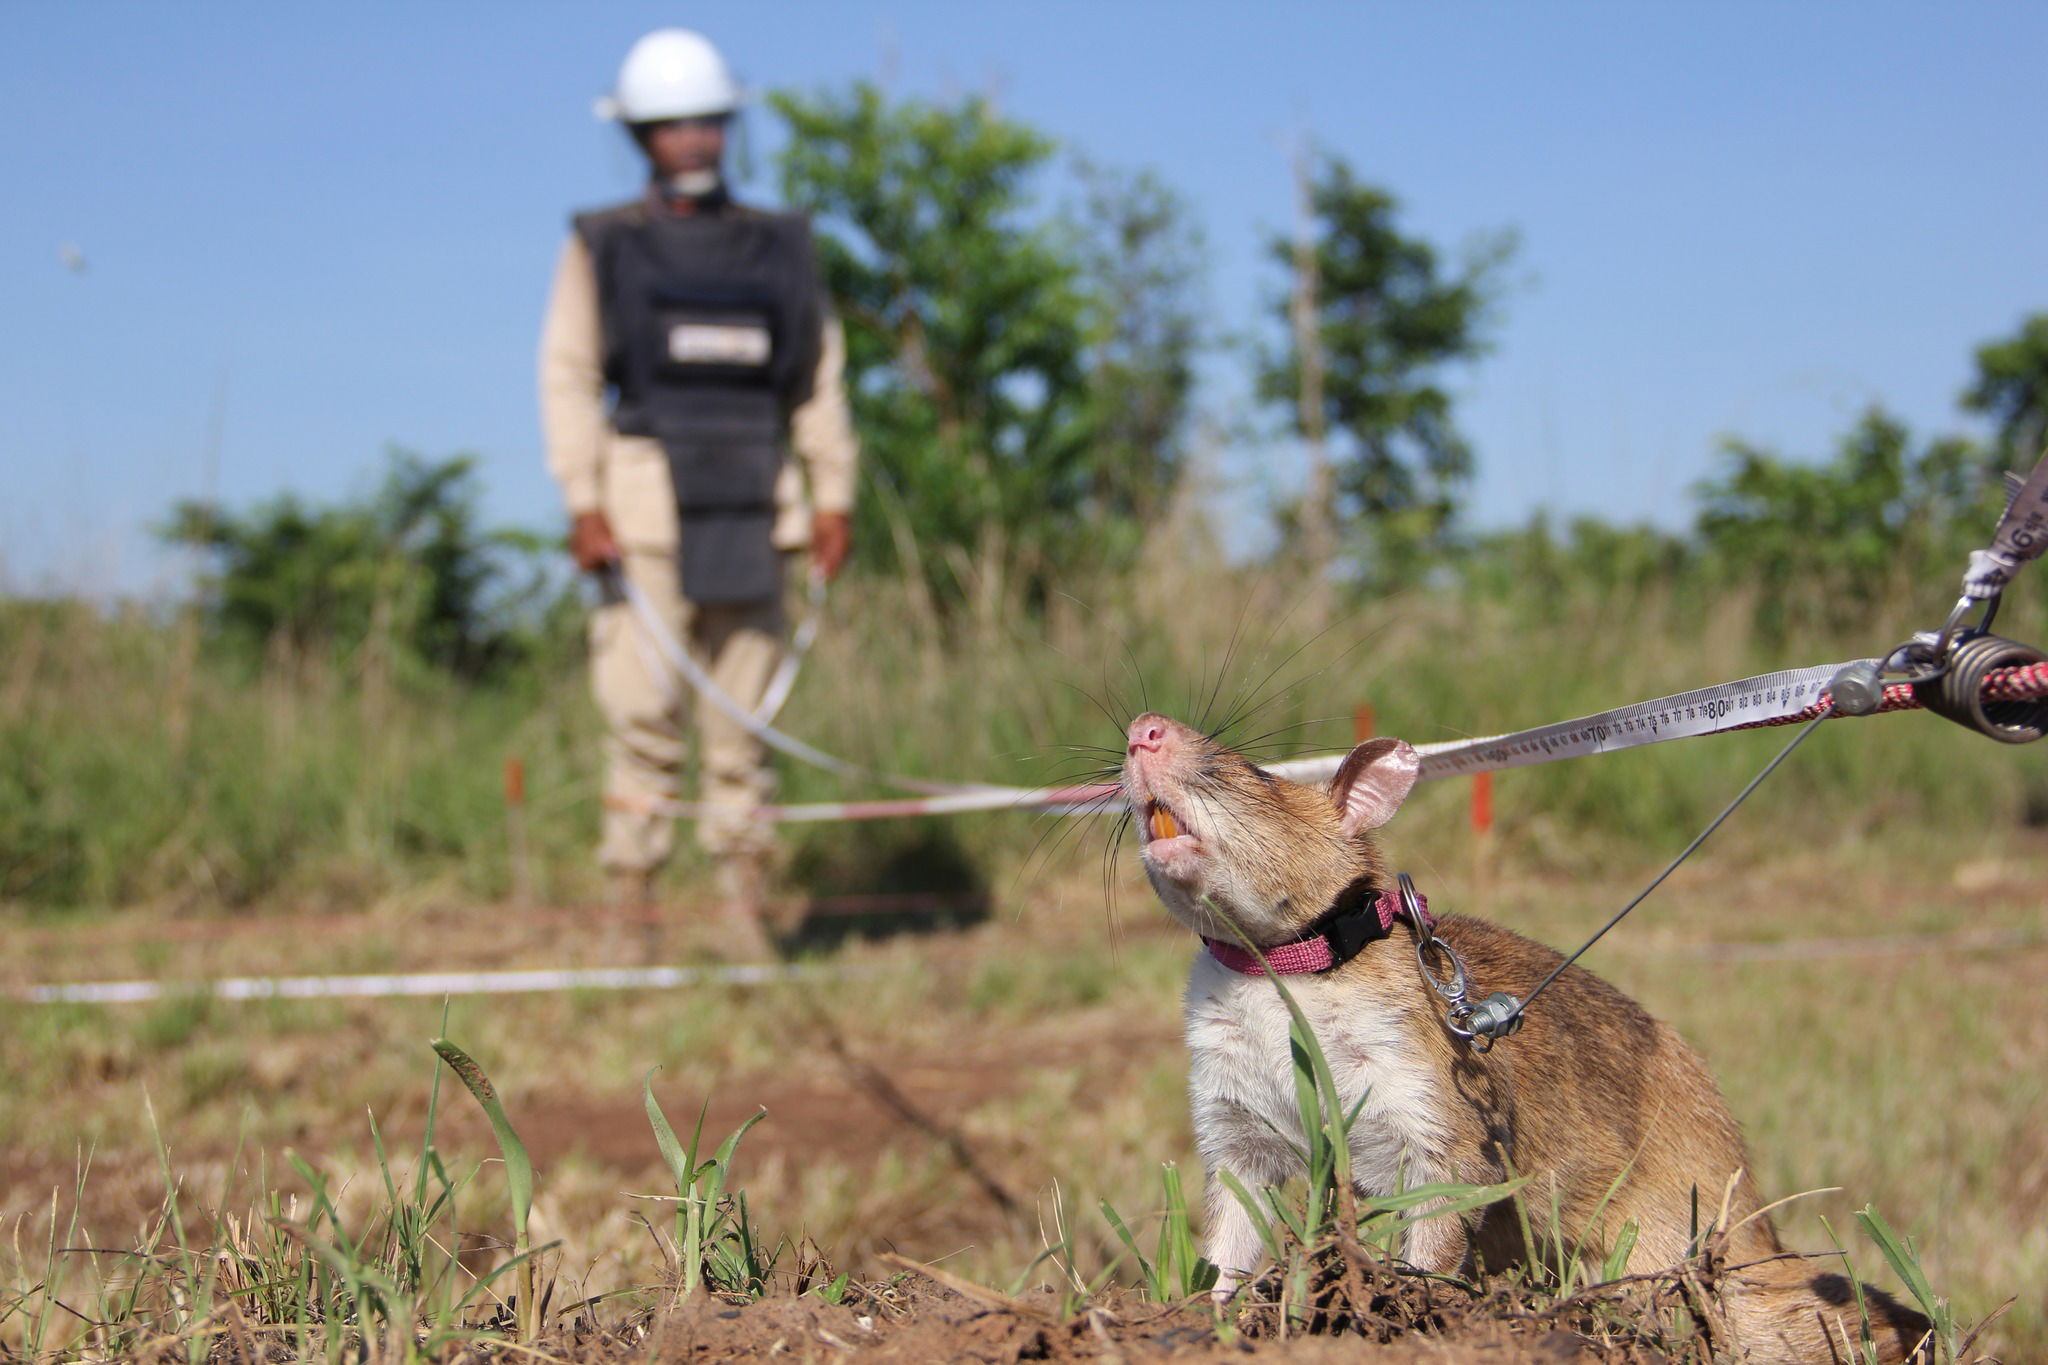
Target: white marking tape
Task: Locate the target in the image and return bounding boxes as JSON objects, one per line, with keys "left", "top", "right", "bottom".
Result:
{"left": 17, "top": 961, "right": 874, "bottom": 1006}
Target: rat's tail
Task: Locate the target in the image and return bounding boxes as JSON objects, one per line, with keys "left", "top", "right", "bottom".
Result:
{"left": 1720, "top": 1257, "right": 1934, "bottom": 1364}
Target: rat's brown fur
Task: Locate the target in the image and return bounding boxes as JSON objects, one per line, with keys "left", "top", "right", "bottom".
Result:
{"left": 1122, "top": 712, "right": 1931, "bottom": 1363}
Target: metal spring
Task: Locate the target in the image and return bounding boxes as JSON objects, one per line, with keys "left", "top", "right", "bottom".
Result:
{"left": 1914, "top": 633, "right": 2048, "bottom": 745}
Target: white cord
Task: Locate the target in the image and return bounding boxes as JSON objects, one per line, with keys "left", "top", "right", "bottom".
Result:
{"left": 615, "top": 570, "right": 1028, "bottom": 798}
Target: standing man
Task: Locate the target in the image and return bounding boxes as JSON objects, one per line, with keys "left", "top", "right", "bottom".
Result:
{"left": 540, "top": 28, "right": 857, "bottom": 955}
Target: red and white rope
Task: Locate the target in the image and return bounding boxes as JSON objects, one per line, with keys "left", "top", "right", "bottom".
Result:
{"left": 1730, "top": 660, "right": 2048, "bottom": 729}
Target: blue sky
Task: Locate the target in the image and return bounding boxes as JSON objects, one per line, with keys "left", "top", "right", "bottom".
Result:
{"left": 6, "top": 2, "right": 2046, "bottom": 595}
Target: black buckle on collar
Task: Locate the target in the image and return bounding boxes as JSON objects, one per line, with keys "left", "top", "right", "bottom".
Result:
{"left": 1309, "top": 878, "right": 1393, "bottom": 971}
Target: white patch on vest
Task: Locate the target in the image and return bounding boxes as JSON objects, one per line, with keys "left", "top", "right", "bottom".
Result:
{"left": 1184, "top": 950, "right": 1449, "bottom": 1214}
{"left": 668, "top": 321, "right": 772, "bottom": 367}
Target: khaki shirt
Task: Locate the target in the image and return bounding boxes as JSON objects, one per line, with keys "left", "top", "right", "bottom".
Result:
{"left": 537, "top": 231, "right": 858, "bottom": 552}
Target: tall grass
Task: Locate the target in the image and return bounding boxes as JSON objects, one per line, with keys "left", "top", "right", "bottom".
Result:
{"left": 0, "top": 598, "right": 596, "bottom": 911}
{"left": 3, "top": 537, "right": 2043, "bottom": 915}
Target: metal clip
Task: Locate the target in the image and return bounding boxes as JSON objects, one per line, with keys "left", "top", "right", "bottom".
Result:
{"left": 1402, "top": 872, "right": 1523, "bottom": 1053}
{"left": 1413, "top": 932, "right": 1467, "bottom": 1007}
{"left": 1414, "top": 933, "right": 1494, "bottom": 1050}
{"left": 1878, "top": 451, "right": 2047, "bottom": 689}
{"left": 1926, "top": 593, "right": 2003, "bottom": 671}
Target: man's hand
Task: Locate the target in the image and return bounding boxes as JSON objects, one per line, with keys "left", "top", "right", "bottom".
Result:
{"left": 810, "top": 510, "right": 852, "bottom": 582}
{"left": 570, "top": 510, "right": 622, "bottom": 573}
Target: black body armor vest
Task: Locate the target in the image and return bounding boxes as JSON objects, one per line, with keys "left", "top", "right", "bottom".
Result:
{"left": 575, "top": 196, "right": 826, "bottom": 604}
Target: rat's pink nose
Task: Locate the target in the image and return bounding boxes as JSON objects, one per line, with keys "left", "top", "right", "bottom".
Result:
{"left": 1127, "top": 715, "right": 1169, "bottom": 755}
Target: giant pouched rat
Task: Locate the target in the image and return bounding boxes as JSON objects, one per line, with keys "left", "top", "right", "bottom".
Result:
{"left": 1121, "top": 711, "right": 1931, "bottom": 1363}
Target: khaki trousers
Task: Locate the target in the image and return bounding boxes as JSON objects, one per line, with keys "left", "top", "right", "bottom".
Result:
{"left": 593, "top": 548, "right": 785, "bottom": 872}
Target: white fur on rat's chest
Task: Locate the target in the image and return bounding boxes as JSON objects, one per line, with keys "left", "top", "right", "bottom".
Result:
{"left": 1183, "top": 951, "right": 1451, "bottom": 1194}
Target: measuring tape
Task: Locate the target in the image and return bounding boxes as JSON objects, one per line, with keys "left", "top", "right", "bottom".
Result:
{"left": 620, "top": 657, "right": 2047, "bottom": 824}
{"left": 1280, "top": 659, "right": 1860, "bottom": 785}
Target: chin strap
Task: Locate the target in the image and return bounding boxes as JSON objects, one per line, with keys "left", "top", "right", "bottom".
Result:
{"left": 651, "top": 174, "right": 728, "bottom": 213}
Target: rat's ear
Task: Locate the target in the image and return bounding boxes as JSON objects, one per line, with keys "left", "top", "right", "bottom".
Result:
{"left": 1328, "top": 737, "right": 1420, "bottom": 836}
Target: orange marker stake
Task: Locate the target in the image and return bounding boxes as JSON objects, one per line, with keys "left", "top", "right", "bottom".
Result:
{"left": 504, "top": 756, "right": 531, "bottom": 906}
{"left": 1471, "top": 769, "right": 1496, "bottom": 909}
{"left": 1353, "top": 703, "right": 1376, "bottom": 743}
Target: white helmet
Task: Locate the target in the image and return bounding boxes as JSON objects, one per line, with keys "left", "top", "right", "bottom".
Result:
{"left": 594, "top": 29, "right": 741, "bottom": 123}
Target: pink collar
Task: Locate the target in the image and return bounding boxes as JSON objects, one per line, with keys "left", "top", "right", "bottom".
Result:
{"left": 1204, "top": 886, "right": 1432, "bottom": 976}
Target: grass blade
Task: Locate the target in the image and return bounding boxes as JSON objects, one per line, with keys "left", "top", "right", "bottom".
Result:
{"left": 430, "top": 1037, "right": 538, "bottom": 1337}
{"left": 430, "top": 1039, "right": 532, "bottom": 1244}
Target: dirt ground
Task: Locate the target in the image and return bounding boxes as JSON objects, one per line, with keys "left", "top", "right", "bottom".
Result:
{"left": 0, "top": 998, "right": 1175, "bottom": 1265}
{"left": 575, "top": 1279, "right": 1637, "bottom": 1363}
{"left": 5, "top": 950, "right": 1667, "bottom": 1363}
{"left": 102, "top": 1276, "right": 1667, "bottom": 1363}
{"left": 6, "top": 863, "right": 2035, "bottom": 1361}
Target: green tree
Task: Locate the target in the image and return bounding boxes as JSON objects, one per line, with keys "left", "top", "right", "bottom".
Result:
{"left": 1259, "top": 151, "right": 1514, "bottom": 578}
{"left": 1961, "top": 311, "right": 2048, "bottom": 468}
{"left": 161, "top": 450, "right": 551, "bottom": 679}
{"left": 772, "top": 83, "right": 1102, "bottom": 599}
{"left": 1070, "top": 161, "right": 1205, "bottom": 544}
{"left": 1694, "top": 409, "right": 1991, "bottom": 636}
{"left": 1461, "top": 513, "right": 1693, "bottom": 619}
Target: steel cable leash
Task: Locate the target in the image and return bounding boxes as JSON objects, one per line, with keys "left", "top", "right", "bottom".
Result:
{"left": 757, "top": 569, "right": 828, "bottom": 725}
{"left": 1409, "top": 710, "right": 1833, "bottom": 1051}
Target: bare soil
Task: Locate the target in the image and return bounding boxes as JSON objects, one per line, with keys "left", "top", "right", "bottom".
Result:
{"left": 10, "top": 879, "right": 2031, "bottom": 1361}
{"left": 574, "top": 1279, "right": 1631, "bottom": 1363}
{"left": 134, "top": 1274, "right": 1665, "bottom": 1363}
{"left": 0, "top": 1019, "right": 1169, "bottom": 1251}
